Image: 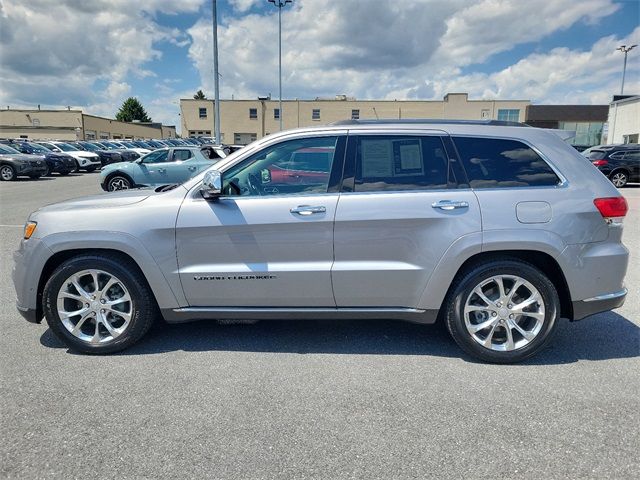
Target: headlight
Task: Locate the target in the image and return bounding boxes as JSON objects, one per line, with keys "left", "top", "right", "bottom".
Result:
{"left": 24, "top": 222, "right": 37, "bottom": 240}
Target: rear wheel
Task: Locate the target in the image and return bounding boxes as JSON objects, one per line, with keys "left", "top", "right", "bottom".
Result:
{"left": 610, "top": 170, "right": 629, "bottom": 188}
{"left": 42, "top": 254, "right": 156, "bottom": 354}
{"left": 59, "top": 170, "right": 71, "bottom": 176}
{"left": 85, "top": 166, "right": 97, "bottom": 173}
{"left": 0, "top": 164, "right": 16, "bottom": 181}
{"left": 106, "top": 174, "right": 132, "bottom": 191}
{"left": 29, "top": 174, "right": 42, "bottom": 179}
{"left": 445, "top": 259, "right": 560, "bottom": 363}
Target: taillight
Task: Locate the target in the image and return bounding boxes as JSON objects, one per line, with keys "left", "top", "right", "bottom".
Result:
{"left": 591, "top": 159, "right": 608, "bottom": 166}
{"left": 594, "top": 197, "right": 628, "bottom": 218}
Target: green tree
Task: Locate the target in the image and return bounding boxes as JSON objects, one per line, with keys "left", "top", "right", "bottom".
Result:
{"left": 193, "top": 89, "right": 207, "bottom": 100}
{"left": 115, "top": 97, "right": 152, "bottom": 122}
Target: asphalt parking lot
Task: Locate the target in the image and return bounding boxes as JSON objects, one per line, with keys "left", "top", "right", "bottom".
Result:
{"left": 1, "top": 173, "right": 638, "bottom": 479}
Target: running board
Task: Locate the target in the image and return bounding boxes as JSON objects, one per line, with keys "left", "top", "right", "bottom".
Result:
{"left": 161, "top": 307, "right": 439, "bottom": 324}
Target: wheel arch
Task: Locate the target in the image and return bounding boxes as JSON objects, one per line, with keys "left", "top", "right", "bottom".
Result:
{"left": 104, "top": 170, "right": 135, "bottom": 188}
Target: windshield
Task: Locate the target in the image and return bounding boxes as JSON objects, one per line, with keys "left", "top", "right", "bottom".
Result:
{"left": 56, "top": 143, "right": 80, "bottom": 152}
{"left": 0, "top": 144, "right": 21, "bottom": 154}
{"left": 80, "top": 142, "right": 100, "bottom": 151}
{"left": 28, "top": 143, "right": 51, "bottom": 153}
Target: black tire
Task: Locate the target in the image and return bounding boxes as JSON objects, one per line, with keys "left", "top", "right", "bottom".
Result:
{"left": 42, "top": 253, "right": 156, "bottom": 354}
{"left": 444, "top": 259, "right": 560, "bottom": 364}
{"left": 29, "top": 174, "right": 42, "bottom": 179}
{"left": 73, "top": 160, "right": 80, "bottom": 173}
{"left": 85, "top": 166, "right": 97, "bottom": 173}
{"left": 42, "top": 165, "right": 51, "bottom": 177}
{"left": 106, "top": 174, "right": 133, "bottom": 191}
{"left": 59, "top": 170, "right": 71, "bottom": 176}
{"left": 609, "top": 169, "right": 629, "bottom": 188}
{"left": 0, "top": 164, "right": 16, "bottom": 181}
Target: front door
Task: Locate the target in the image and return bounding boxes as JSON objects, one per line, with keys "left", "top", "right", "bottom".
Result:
{"left": 176, "top": 133, "right": 346, "bottom": 307}
{"left": 332, "top": 132, "right": 482, "bottom": 308}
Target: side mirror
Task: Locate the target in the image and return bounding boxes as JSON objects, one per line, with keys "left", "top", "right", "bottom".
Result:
{"left": 200, "top": 170, "right": 222, "bottom": 200}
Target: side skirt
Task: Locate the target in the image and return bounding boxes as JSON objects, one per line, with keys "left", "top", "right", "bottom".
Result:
{"left": 161, "top": 307, "right": 439, "bottom": 325}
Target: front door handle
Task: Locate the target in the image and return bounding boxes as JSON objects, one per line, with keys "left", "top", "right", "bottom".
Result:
{"left": 187, "top": 166, "right": 197, "bottom": 172}
{"left": 157, "top": 168, "right": 167, "bottom": 174}
{"left": 432, "top": 200, "right": 469, "bottom": 210}
{"left": 290, "top": 205, "right": 326, "bottom": 216}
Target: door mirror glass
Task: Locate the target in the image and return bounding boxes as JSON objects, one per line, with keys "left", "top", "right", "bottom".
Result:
{"left": 200, "top": 170, "right": 222, "bottom": 200}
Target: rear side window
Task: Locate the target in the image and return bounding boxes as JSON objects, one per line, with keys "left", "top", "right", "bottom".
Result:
{"left": 453, "top": 137, "right": 560, "bottom": 188}
{"left": 355, "top": 135, "right": 451, "bottom": 192}
{"left": 587, "top": 150, "right": 606, "bottom": 160}
{"left": 173, "top": 149, "right": 193, "bottom": 161}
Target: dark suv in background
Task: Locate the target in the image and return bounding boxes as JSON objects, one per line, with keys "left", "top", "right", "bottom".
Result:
{"left": 585, "top": 144, "right": 640, "bottom": 187}
{"left": 0, "top": 140, "right": 76, "bottom": 176}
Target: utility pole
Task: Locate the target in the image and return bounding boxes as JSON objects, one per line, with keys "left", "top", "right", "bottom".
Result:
{"left": 268, "top": 0, "right": 292, "bottom": 131}
{"left": 212, "top": 0, "right": 221, "bottom": 143}
{"left": 616, "top": 44, "right": 637, "bottom": 95}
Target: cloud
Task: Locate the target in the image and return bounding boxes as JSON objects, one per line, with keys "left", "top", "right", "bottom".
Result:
{"left": 228, "top": 0, "right": 262, "bottom": 13}
{"left": 0, "top": 0, "right": 204, "bottom": 108}
{"left": 187, "top": 0, "right": 627, "bottom": 105}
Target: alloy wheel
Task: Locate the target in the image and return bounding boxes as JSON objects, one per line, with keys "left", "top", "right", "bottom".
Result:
{"left": 611, "top": 172, "right": 627, "bottom": 187}
{"left": 0, "top": 165, "right": 15, "bottom": 181}
{"left": 56, "top": 269, "right": 133, "bottom": 344}
{"left": 108, "top": 177, "right": 130, "bottom": 191}
{"left": 463, "top": 275, "right": 545, "bottom": 352}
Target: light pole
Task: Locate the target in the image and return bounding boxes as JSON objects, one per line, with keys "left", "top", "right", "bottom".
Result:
{"left": 268, "top": 0, "right": 292, "bottom": 131}
{"left": 616, "top": 44, "right": 637, "bottom": 95}
{"left": 212, "top": 0, "right": 221, "bottom": 144}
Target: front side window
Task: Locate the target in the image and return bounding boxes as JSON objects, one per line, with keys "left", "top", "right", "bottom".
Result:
{"left": 222, "top": 136, "right": 339, "bottom": 197}
{"left": 173, "top": 149, "right": 194, "bottom": 161}
{"left": 497, "top": 109, "right": 520, "bottom": 122}
{"left": 142, "top": 150, "right": 169, "bottom": 164}
{"left": 199, "top": 107, "right": 207, "bottom": 119}
{"left": 354, "top": 135, "right": 451, "bottom": 192}
{"left": 453, "top": 137, "right": 560, "bottom": 188}
{"left": 249, "top": 108, "right": 258, "bottom": 119}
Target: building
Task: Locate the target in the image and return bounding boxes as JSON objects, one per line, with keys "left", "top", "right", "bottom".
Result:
{"left": 0, "top": 108, "right": 176, "bottom": 140}
{"left": 606, "top": 95, "right": 639, "bottom": 144}
{"left": 525, "top": 104, "right": 608, "bottom": 147}
{"left": 181, "top": 93, "right": 531, "bottom": 144}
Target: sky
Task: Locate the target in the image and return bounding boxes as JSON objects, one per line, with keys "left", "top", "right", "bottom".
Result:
{"left": 1, "top": 0, "right": 639, "bottom": 133}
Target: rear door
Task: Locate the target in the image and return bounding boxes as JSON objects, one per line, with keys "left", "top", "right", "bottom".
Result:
{"left": 332, "top": 130, "right": 482, "bottom": 308}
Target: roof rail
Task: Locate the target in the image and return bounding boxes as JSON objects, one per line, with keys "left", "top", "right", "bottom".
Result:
{"left": 330, "top": 118, "right": 529, "bottom": 127}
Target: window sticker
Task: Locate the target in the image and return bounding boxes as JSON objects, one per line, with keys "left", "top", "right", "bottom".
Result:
{"left": 395, "top": 139, "right": 423, "bottom": 176}
{"left": 361, "top": 140, "right": 393, "bottom": 177}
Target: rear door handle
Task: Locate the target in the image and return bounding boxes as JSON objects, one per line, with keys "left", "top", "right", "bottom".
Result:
{"left": 432, "top": 200, "right": 469, "bottom": 210}
{"left": 290, "top": 205, "right": 326, "bottom": 216}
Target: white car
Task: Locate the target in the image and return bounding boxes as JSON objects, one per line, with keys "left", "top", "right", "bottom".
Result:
{"left": 110, "top": 141, "right": 151, "bottom": 157}
{"left": 35, "top": 141, "right": 101, "bottom": 172}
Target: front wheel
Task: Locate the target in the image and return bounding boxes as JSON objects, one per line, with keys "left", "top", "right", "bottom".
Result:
{"left": 106, "top": 175, "right": 132, "bottom": 191}
{"left": 85, "top": 166, "right": 97, "bottom": 173}
{"left": 42, "top": 254, "right": 156, "bottom": 354}
{"left": 444, "top": 260, "right": 560, "bottom": 363}
{"left": 29, "top": 174, "right": 42, "bottom": 179}
{"left": 610, "top": 170, "right": 629, "bottom": 188}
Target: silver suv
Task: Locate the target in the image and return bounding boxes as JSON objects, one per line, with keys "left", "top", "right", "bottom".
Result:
{"left": 12, "top": 121, "right": 629, "bottom": 363}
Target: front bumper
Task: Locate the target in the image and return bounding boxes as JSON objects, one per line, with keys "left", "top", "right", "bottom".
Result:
{"left": 15, "top": 162, "right": 48, "bottom": 177}
{"left": 16, "top": 303, "right": 40, "bottom": 323}
{"left": 572, "top": 288, "right": 627, "bottom": 321}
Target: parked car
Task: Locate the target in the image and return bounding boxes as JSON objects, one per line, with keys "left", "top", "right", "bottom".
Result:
{"left": 585, "top": 144, "right": 640, "bottom": 187}
{"left": 109, "top": 141, "right": 151, "bottom": 157}
{"left": 99, "top": 146, "right": 220, "bottom": 191}
{"left": 70, "top": 141, "right": 123, "bottom": 167}
{"left": 0, "top": 144, "right": 48, "bottom": 180}
{"left": 86, "top": 141, "right": 139, "bottom": 163}
{"left": 200, "top": 144, "right": 230, "bottom": 160}
{"left": 0, "top": 140, "right": 76, "bottom": 176}
{"left": 13, "top": 121, "right": 629, "bottom": 362}
{"left": 34, "top": 141, "right": 101, "bottom": 172}
{"left": 144, "top": 140, "right": 168, "bottom": 149}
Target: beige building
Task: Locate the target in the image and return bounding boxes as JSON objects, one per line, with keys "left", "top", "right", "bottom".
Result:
{"left": 0, "top": 108, "right": 176, "bottom": 140}
{"left": 606, "top": 95, "right": 639, "bottom": 144}
{"left": 181, "top": 93, "right": 530, "bottom": 144}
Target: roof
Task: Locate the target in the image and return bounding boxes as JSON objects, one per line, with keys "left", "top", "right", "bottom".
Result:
{"left": 331, "top": 119, "right": 528, "bottom": 127}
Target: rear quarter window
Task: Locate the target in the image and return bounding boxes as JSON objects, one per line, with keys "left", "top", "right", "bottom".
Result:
{"left": 453, "top": 137, "right": 560, "bottom": 188}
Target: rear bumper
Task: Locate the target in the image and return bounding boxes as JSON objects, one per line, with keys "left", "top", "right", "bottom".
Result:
{"left": 572, "top": 288, "right": 627, "bottom": 321}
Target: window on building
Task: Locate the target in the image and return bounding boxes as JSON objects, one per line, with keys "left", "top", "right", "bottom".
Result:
{"left": 249, "top": 108, "right": 258, "bottom": 119}
{"left": 355, "top": 135, "right": 451, "bottom": 192}
{"left": 32, "top": 118, "right": 40, "bottom": 127}
{"left": 351, "top": 109, "right": 360, "bottom": 120}
{"left": 623, "top": 133, "right": 639, "bottom": 144}
{"left": 274, "top": 108, "right": 280, "bottom": 120}
{"left": 453, "top": 136, "right": 560, "bottom": 188}
{"left": 481, "top": 109, "right": 490, "bottom": 119}
{"left": 497, "top": 109, "right": 520, "bottom": 122}
{"left": 234, "top": 133, "right": 258, "bottom": 145}
{"left": 312, "top": 109, "right": 321, "bottom": 120}
{"left": 559, "top": 121, "right": 604, "bottom": 146}
{"left": 199, "top": 107, "right": 207, "bottom": 119}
